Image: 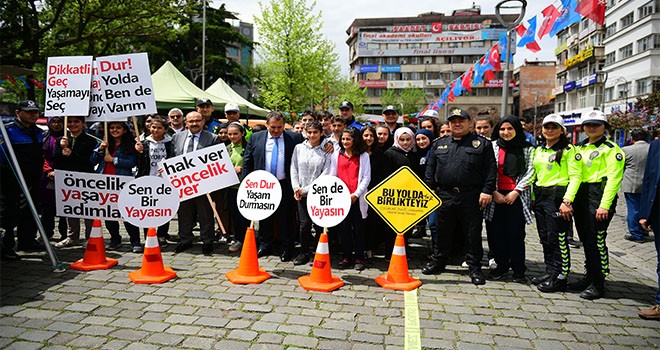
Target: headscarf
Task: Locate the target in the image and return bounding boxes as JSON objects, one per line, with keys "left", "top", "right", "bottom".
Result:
{"left": 392, "top": 127, "right": 416, "bottom": 153}
{"left": 414, "top": 129, "right": 435, "bottom": 151}
{"left": 47, "top": 116, "right": 65, "bottom": 137}
{"left": 491, "top": 115, "right": 532, "bottom": 178}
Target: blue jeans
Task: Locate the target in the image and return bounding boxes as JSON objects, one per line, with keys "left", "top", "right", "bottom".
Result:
{"left": 625, "top": 193, "right": 645, "bottom": 240}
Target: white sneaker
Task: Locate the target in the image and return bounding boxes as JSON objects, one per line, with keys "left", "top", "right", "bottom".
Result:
{"left": 54, "top": 237, "right": 78, "bottom": 248}
{"left": 489, "top": 258, "right": 498, "bottom": 269}
{"left": 132, "top": 245, "right": 143, "bottom": 253}
{"left": 461, "top": 261, "right": 469, "bottom": 268}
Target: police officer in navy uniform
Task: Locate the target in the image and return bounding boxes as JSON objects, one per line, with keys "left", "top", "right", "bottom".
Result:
{"left": 423, "top": 108, "right": 497, "bottom": 285}
{"left": 0, "top": 100, "right": 44, "bottom": 260}
{"left": 338, "top": 101, "right": 364, "bottom": 131}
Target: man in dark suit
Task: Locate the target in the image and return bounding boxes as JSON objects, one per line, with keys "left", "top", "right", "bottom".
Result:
{"left": 638, "top": 138, "right": 660, "bottom": 320}
{"left": 172, "top": 111, "right": 221, "bottom": 255}
{"left": 243, "top": 111, "right": 303, "bottom": 261}
{"left": 622, "top": 129, "right": 650, "bottom": 242}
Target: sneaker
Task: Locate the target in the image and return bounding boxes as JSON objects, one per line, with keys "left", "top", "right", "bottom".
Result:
{"left": 639, "top": 305, "right": 660, "bottom": 320}
{"left": 338, "top": 258, "right": 352, "bottom": 269}
{"left": 228, "top": 240, "right": 243, "bottom": 252}
{"left": 354, "top": 259, "right": 366, "bottom": 271}
{"left": 132, "top": 245, "right": 143, "bottom": 253}
{"left": 158, "top": 237, "right": 168, "bottom": 248}
{"left": 567, "top": 238, "right": 582, "bottom": 248}
{"left": 488, "top": 258, "right": 498, "bottom": 269}
{"left": 218, "top": 235, "right": 228, "bottom": 244}
{"left": 293, "top": 253, "right": 310, "bottom": 266}
{"left": 54, "top": 237, "right": 78, "bottom": 248}
{"left": 461, "top": 261, "right": 469, "bottom": 268}
{"left": 106, "top": 241, "right": 122, "bottom": 250}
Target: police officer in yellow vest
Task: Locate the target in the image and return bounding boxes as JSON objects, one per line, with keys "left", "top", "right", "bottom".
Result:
{"left": 531, "top": 114, "right": 582, "bottom": 293}
{"left": 570, "top": 110, "right": 624, "bottom": 300}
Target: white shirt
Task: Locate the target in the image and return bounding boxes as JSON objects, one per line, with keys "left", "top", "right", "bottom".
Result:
{"left": 265, "top": 132, "right": 285, "bottom": 180}
{"left": 183, "top": 131, "right": 200, "bottom": 153}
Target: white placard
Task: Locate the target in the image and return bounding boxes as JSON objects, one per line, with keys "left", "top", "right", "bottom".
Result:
{"left": 161, "top": 143, "right": 240, "bottom": 200}
{"left": 118, "top": 176, "right": 179, "bottom": 228}
{"left": 306, "top": 175, "right": 351, "bottom": 228}
{"left": 97, "top": 53, "right": 157, "bottom": 118}
{"left": 55, "top": 170, "right": 133, "bottom": 221}
{"left": 236, "top": 170, "right": 282, "bottom": 221}
{"left": 45, "top": 56, "right": 93, "bottom": 117}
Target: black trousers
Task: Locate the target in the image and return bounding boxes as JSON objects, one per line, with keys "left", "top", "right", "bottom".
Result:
{"left": 296, "top": 197, "right": 321, "bottom": 253}
{"left": 1, "top": 182, "right": 39, "bottom": 251}
{"left": 533, "top": 187, "right": 571, "bottom": 278}
{"left": 491, "top": 190, "right": 526, "bottom": 275}
{"left": 339, "top": 202, "right": 365, "bottom": 260}
{"left": 41, "top": 204, "right": 68, "bottom": 240}
{"left": 431, "top": 189, "right": 483, "bottom": 273}
{"left": 106, "top": 220, "right": 141, "bottom": 246}
{"left": 258, "top": 179, "right": 294, "bottom": 253}
{"left": 177, "top": 196, "right": 214, "bottom": 245}
{"left": 573, "top": 183, "right": 615, "bottom": 283}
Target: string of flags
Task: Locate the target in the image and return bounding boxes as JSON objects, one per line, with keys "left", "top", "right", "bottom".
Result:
{"left": 0, "top": 74, "right": 46, "bottom": 89}
{"left": 420, "top": 0, "right": 606, "bottom": 115}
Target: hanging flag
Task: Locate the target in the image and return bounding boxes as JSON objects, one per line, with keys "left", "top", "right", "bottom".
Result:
{"left": 452, "top": 77, "right": 464, "bottom": 97}
{"left": 462, "top": 67, "right": 474, "bottom": 93}
{"left": 498, "top": 34, "right": 515, "bottom": 63}
{"left": 483, "top": 69, "right": 497, "bottom": 83}
{"left": 29, "top": 78, "right": 45, "bottom": 89}
{"left": 550, "top": 0, "right": 582, "bottom": 37}
{"left": 576, "top": 0, "right": 606, "bottom": 25}
{"left": 3, "top": 74, "right": 16, "bottom": 85}
{"left": 538, "top": 4, "right": 561, "bottom": 39}
{"left": 16, "top": 77, "right": 30, "bottom": 89}
{"left": 515, "top": 16, "right": 541, "bottom": 53}
{"left": 473, "top": 59, "right": 485, "bottom": 86}
{"left": 487, "top": 45, "right": 502, "bottom": 71}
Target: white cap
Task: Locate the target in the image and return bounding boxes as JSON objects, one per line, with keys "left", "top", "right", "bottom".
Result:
{"left": 542, "top": 114, "right": 565, "bottom": 129}
{"left": 581, "top": 110, "right": 608, "bottom": 125}
{"left": 421, "top": 109, "right": 439, "bottom": 118}
{"left": 224, "top": 103, "right": 240, "bottom": 113}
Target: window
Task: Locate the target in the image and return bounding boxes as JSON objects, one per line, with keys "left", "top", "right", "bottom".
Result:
{"left": 401, "top": 72, "right": 409, "bottom": 80}
{"left": 605, "top": 24, "right": 617, "bottom": 38}
{"left": 470, "top": 41, "right": 484, "bottom": 47}
{"left": 607, "top": 0, "right": 617, "bottom": 8}
{"left": 580, "top": 67, "right": 589, "bottom": 79}
{"left": 387, "top": 43, "right": 399, "bottom": 50}
{"left": 424, "top": 57, "right": 434, "bottom": 64}
{"left": 590, "top": 33, "right": 603, "bottom": 46}
{"left": 386, "top": 57, "right": 396, "bottom": 65}
{"left": 604, "top": 87, "right": 614, "bottom": 101}
{"left": 581, "top": 18, "right": 590, "bottom": 31}
{"left": 637, "top": 78, "right": 650, "bottom": 95}
{"left": 579, "top": 90, "right": 588, "bottom": 108}
{"left": 399, "top": 57, "right": 408, "bottom": 64}
{"left": 556, "top": 95, "right": 566, "bottom": 112}
{"left": 619, "top": 44, "right": 633, "bottom": 59}
{"left": 620, "top": 12, "right": 634, "bottom": 29}
{"left": 410, "top": 72, "right": 421, "bottom": 80}
{"left": 408, "top": 43, "right": 420, "bottom": 49}
{"left": 411, "top": 56, "right": 420, "bottom": 65}
{"left": 605, "top": 52, "right": 616, "bottom": 65}
{"left": 639, "top": 1, "right": 655, "bottom": 18}
{"left": 638, "top": 35, "right": 653, "bottom": 52}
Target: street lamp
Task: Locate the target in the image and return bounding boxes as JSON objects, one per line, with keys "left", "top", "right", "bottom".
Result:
{"left": 495, "top": 0, "right": 527, "bottom": 116}
{"left": 596, "top": 70, "right": 608, "bottom": 112}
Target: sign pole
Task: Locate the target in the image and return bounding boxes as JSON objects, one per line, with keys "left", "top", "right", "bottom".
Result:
{"left": 206, "top": 193, "right": 227, "bottom": 235}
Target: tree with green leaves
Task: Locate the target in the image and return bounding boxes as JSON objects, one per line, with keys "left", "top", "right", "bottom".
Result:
{"left": 254, "top": 0, "right": 339, "bottom": 113}
{"left": 326, "top": 78, "right": 367, "bottom": 115}
{"left": 399, "top": 88, "right": 427, "bottom": 115}
{"left": 379, "top": 90, "right": 399, "bottom": 109}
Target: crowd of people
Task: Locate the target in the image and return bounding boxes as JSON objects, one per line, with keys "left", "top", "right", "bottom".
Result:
{"left": 1, "top": 98, "right": 659, "bottom": 317}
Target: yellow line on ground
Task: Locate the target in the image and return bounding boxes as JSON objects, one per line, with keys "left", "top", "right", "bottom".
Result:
{"left": 404, "top": 290, "right": 422, "bottom": 350}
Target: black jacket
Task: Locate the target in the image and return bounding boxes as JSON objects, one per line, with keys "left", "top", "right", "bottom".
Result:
{"left": 53, "top": 132, "right": 100, "bottom": 173}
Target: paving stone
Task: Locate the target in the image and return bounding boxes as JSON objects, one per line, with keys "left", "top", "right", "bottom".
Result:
{"left": 283, "top": 335, "right": 318, "bottom": 348}
{"left": 78, "top": 325, "right": 115, "bottom": 335}
{"left": 145, "top": 333, "right": 184, "bottom": 346}
{"left": 227, "top": 329, "right": 258, "bottom": 341}
{"left": 5, "top": 341, "right": 43, "bottom": 350}
{"left": 213, "top": 340, "right": 251, "bottom": 350}
{"left": 17, "top": 330, "right": 57, "bottom": 342}
{"left": 109, "top": 329, "right": 150, "bottom": 341}
{"left": 314, "top": 328, "right": 349, "bottom": 340}
{"left": 256, "top": 333, "right": 284, "bottom": 344}
{"left": 67, "top": 335, "right": 108, "bottom": 348}
{"left": 277, "top": 324, "right": 311, "bottom": 335}
{"left": 182, "top": 336, "right": 216, "bottom": 349}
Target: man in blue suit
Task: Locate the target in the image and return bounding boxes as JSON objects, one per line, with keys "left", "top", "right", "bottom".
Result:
{"left": 638, "top": 138, "right": 660, "bottom": 320}
{"left": 243, "top": 112, "right": 303, "bottom": 261}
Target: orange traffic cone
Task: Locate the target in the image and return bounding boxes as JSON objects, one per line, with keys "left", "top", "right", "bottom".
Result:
{"left": 298, "top": 232, "right": 344, "bottom": 292}
{"left": 128, "top": 228, "right": 176, "bottom": 284}
{"left": 375, "top": 233, "right": 421, "bottom": 291}
{"left": 226, "top": 227, "right": 270, "bottom": 284}
{"left": 70, "top": 220, "right": 118, "bottom": 271}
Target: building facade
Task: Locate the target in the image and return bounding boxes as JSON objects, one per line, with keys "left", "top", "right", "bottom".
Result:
{"left": 513, "top": 60, "right": 556, "bottom": 123}
{"left": 346, "top": 6, "right": 516, "bottom": 117}
{"left": 602, "top": 0, "right": 660, "bottom": 114}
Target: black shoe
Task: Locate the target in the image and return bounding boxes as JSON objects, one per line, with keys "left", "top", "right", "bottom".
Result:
{"left": 512, "top": 274, "right": 528, "bottom": 284}
{"left": 421, "top": 261, "right": 446, "bottom": 275}
{"left": 531, "top": 274, "right": 551, "bottom": 285}
{"left": 411, "top": 229, "right": 425, "bottom": 238}
{"left": 257, "top": 248, "right": 272, "bottom": 258}
{"left": 489, "top": 267, "right": 508, "bottom": 280}
{"left": 624, "top": 234, "right": 646, "bottom": 243}
{"left": 293, "top": 253, "right": 310, "bottom": 266}
{"left": 174, "top": 242, "right": 193, "bottom": 254}
{"left": 1, "top": 250, "right": 21, "bottom": 261}
{"left": 202, "top": 243, "right": 213, "bottom": 256}
{"left": 280, "top": 250, "right": 293, "bottom": 262}
{"left": 579, "top": 283, "right": 604, "bottom": 300}
{"left": 338, "top": 258, "right": 352, "bottom": 269}
{"left": 538, "top": 278, "right": 568, "bottom": 293}
{"left": 568, "top": 277, "right": 591, "bottom": 291}
{"left": 165, "top": 235, "right": 180, "bottom": 243}
{"left": 470, "top": 271, "right": 486, "bottom": 285}
{"left": 567, "top": 238, "right": 582, "bottom": 248}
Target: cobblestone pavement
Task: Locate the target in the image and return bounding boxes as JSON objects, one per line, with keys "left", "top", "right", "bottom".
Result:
{"left": 1, "top": 196, "right": 659, "bottom": 349}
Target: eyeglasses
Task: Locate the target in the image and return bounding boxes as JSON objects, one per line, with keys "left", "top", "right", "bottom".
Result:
{"left": 169, "top": 115, "right": 182, "bottom": 119}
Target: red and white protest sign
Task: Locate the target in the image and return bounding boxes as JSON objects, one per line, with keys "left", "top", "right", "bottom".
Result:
{"left": 55, "top": 170, "right": 133, "bottom": 221}
{"left": 45, "top": 56, "right": 93, "bottom": 117}
{"left": 161, "top": 143, "right": 239, "bottom": 200}
{"left": 97, "top": 52, "right": 157, "bottom": 118}
{"left": 118, "top": 176, "right": 179, "bottom": 228}
{"left": 306, "top": 175, "right": 351, "bottom": 227}
{"left": 236, "top": 170, "right": 282, "bottom": 221}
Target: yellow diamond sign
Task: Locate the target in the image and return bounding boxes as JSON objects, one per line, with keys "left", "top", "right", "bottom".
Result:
{"left": 366, "top": 166, "right": 441, "bottom": 234}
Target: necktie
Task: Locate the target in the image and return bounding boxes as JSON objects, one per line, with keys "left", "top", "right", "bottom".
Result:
{"left": 270, "top": 136, "right": 279, "bottom": 176}
{"left": 187, "top": 134, "right": 195, "bottom": 153}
